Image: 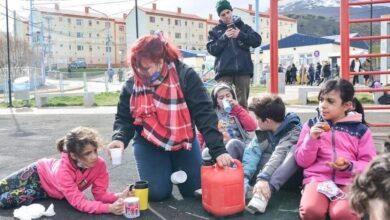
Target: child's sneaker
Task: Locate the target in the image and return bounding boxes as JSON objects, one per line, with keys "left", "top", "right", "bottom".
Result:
{"left": 246, "top": 193, "right": 268, "bottom": 214}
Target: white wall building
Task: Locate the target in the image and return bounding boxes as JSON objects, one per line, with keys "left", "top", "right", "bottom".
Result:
{"left": 380, "top": 14, "right": 390, "bottom": 85}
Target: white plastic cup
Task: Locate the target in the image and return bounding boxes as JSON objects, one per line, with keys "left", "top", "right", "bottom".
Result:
{"left": 170, "top": 170, "right": 187, "bottom": 184}
{"left": 223, "top": 99, "right": 232, "bottom": 113}
{"left": 110, "top": 148, "right": 122, "bottom": 166}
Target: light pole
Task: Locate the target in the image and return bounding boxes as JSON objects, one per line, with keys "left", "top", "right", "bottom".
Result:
{"left": 88, "top": 7, "right": 111, "bottom": 72}
{"left": 6, "top": 0, "right": 12, "bottom": 107}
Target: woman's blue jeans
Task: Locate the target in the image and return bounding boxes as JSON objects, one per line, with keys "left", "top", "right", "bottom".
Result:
{"left": 132, "top": 134, "right": 202, "bottom": 202}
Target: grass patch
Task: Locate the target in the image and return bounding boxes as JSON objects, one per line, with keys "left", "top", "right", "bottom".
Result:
{"left": 0, "top": 100, "right": 34, "bottom": 108}
{"left": 57, "top": 68, "right": 106, "bottom": 78}
{"left": 96, "top": 92, "right": 120, "bottom": 106}
{"left": 47, "top": 96, "right": 83, "bottom": 107}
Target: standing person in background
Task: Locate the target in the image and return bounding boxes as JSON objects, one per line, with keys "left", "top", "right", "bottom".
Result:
{"left": 107, "top": 33, "right": 233, "bottom": 202}
{"left": 315, "top": 62, "right": 322, "bottom": 86}
{"left": 350, "top": 58, "right": 361, "bottom": 85}
{"left": 322, "top": 61, "right": 331, "bottom": 82}
{"left": 362, "top": 58, "right": 372, "bottom": 86}
{"left": 299, "top": 64, "right": 307, "bottom": 85}
{"left": 295, "top": 79, "right": 376, "bottom": 220}
{"left": 207, "top": 0, "right": 261, "bottom": 109}
{"left": 290, "top": 64, "right": 297, "bottom": 85}
{"left": 308, "top": 63, "right": 315, "bottom": 86}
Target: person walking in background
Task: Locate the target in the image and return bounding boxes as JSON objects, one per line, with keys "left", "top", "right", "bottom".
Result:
{"left": 0, "top": 127, "right": 129, "bottom": 215}
{"left": 207, "top": 0, "right": 261, "bottom": 109}
{"left": 322, "top": 61, "right": 331, "bottom": 82}
{"left": 349, "top": 153, "right": 390, "bottom": 220}
{"left": 350, "top": 58, "right": 361, "bottom": 85}
{"left": 308, "top": 63, "right": 315, "bottom": 86}
{"left": 295, "top": 79, "right": 376, "bottom": 220}
{"left": 199, "top": 83, "right": 257, "bottom": 161}
{"left": 107, "top": 33, "right": 233, "bottom": 202}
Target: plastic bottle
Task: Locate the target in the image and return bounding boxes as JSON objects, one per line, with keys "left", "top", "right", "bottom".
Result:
{"left": 223, "top": 99, "right": 232, "bottom": 113}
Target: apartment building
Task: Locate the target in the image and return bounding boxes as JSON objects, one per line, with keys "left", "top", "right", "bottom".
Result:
{"left": 30, "top": 4, "right": 126, "bottom": 68}
{"left": 126, "top": 3, "right": 209, "bottom": 52}
{"left": 234, "top": 4, "right": 297, "bottom": 45}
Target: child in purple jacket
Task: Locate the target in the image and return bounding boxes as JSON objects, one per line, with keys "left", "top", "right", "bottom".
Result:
{"left": 295, "top": 79, "right": 376, "bottom": 220}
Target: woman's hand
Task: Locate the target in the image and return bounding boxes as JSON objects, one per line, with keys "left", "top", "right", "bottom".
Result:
{"left": 106, "top": 140, "right": 124, "bottom": 159}
{"left": 310, "top": 122, "right": 329, "bottom": 139}
{"left": 108, "top": 198, "right": 124, "bottom": 215}
{"left": 216, "top": 153, "right": 234, "bottom": 167}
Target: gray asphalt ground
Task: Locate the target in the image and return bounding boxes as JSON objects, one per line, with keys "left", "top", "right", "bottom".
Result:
{"left": 0, "top": 106, "right": 388, "bottom": 220}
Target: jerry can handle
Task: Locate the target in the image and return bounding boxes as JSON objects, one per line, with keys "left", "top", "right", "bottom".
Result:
{"left": 215, "top": 159, "right": 242, "bottom": 170}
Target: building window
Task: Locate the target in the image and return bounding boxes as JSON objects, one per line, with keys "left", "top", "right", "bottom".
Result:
{"left": 67, "top": 18, "right": 71, "bottom": 24}
{"left": 175, "top": 33, "right": 181, "bottom": 39}
{"left": 267, "top": 33, "right": 269, "bottom": 39}
{"left": 76, "top": 19, "right": 82, "bottom": 25}
{"left": 89, "top": 33, "right": 92, "bottom": 38}
{"left": 77, "top": 32, "right": 83, "bottom": 38}
{"left": 69, "top": 45, "right": 71, "bottom": 50}
{"left": 161, "top": 17, "right": 164, "bottom": 21}
{"left": 185, "top": 33, "right": 187, "bottom": 39}
{"left": 68, "top": 32, "right": 71, "bottom": 37}
{"left": 77, "top": 45, "right": 84, "bottom": 51}
{"left": 97, "top": 33, "right": 100, "bottom": 37}
{"left": 60, "top": 44, "right": 63, "bottom": 47}
{"left": 175, "top": 20, "right": 180, "bottom": 26}
{"left": 89, "top": 46, "right": 92, "bottom": 52}
{"left": 97, "top": 46, "right": 100, "bottom": 50}
{"left": 199, "top": 23, "right": 203, "bottom": 28}
{"left": 59, "top": 17, "right": 62, "bottom": 22}
{"left": 150, "top": 30, "right": 155, "bottom": 35}
{"left": 199, "top": 35, "right": 203, "bottom": 41}
{"left": 119, "top": 26, "right": 124, "bottom": 31}
{"left": 106, "top": 47, "right": 111, "bottom": 52}
{"left": 185, "top": 21, "right": 187, "bottom": 26}
{"left": 88, "top": 20, "right": 92, "bottom": 26}
{"left": 150, "top": 16, "right": 155, "bottom": 23}
{"left": 96, "top": 21, "right": 100, "bottom": 25}
{"left": 168, "top": 18, "right": 171, "bottom": 25}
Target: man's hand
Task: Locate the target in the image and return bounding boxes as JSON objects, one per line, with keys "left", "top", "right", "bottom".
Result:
{"left": 224, "top": 28, "right": 239, "bottom": 39}
{"left": 216, "top": 153, "right": 234, "bottom": 167}
{"left": 253, "top": 180, "right": 271, "bottom": 200}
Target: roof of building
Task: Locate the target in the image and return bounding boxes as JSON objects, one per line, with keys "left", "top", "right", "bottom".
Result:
{"left": 35, "top": 6, "right": 126, "bottom": 23}
{"left": 139, "top": 6, "right": 205, "bottom": 22}
{"left": 323, "top": 33, "right": 369, "bottom": 50}
{"left": 234, "top": 7, "right": 296, "bottom": 23}
{"left": 261, "top": 33, "right": 369, "bottom": 50}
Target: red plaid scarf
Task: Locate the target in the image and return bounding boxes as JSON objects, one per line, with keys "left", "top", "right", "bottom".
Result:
{"left": 130, "top": 62, "right": 194, "bottom": 151}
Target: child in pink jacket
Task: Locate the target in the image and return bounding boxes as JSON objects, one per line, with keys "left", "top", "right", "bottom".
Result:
{"left": 0, "top": 127, "right": 129, "bottom": 215}
{"left": 295, "top": 79, "right": 376, "bottom": 220}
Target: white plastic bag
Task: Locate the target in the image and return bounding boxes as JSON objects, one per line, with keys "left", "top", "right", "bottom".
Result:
{"left": 13, "top": 203, "right": 55, "bottom": 220}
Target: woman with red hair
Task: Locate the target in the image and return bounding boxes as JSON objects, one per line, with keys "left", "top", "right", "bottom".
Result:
{"left": 107, "top": 32, "right": 233, "bottom": 201}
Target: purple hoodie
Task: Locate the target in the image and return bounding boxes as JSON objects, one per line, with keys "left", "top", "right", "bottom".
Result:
{"left": 295, "top": 112, "right": 376, "bottom": 186}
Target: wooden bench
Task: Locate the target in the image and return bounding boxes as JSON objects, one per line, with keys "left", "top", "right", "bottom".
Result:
{"left": 298, "top": 87, "right": 321, "bottom": 105}
{"left": 35, "top": 92, "right": 95, "bottom": 107}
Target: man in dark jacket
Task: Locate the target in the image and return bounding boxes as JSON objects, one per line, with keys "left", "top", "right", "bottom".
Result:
{"left": 207, "top": 0, "right": 261, "bottom": 108}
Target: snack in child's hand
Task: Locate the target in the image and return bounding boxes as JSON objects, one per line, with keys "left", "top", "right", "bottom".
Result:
{"left": 322, "top": 123, "right": 331, "bottom": 132}
{"left": 335, "top": 157, "right": 347, "bottom": 166}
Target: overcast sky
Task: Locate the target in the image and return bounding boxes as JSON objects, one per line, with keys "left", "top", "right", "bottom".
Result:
{"left": 1, "top": 0, "right": 270, "bottom": 32}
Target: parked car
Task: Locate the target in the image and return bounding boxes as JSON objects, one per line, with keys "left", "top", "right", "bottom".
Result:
{"left": 13, "top": 76, "right": 31, "bottom": 91}
{"left": 70, "top": 59, "right": 87, "bottom": 69}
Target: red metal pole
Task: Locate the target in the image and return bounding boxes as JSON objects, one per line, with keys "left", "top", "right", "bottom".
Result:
{"left": 340, "top": 0, "right": 350, "bottom": 80}
{"left": 269, "top": 0, "right": 278, "bottom": 94}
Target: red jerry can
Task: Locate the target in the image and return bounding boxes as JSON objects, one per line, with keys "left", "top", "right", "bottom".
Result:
{"left": 201, "top": 159, "right": 245, "bottom": 217}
